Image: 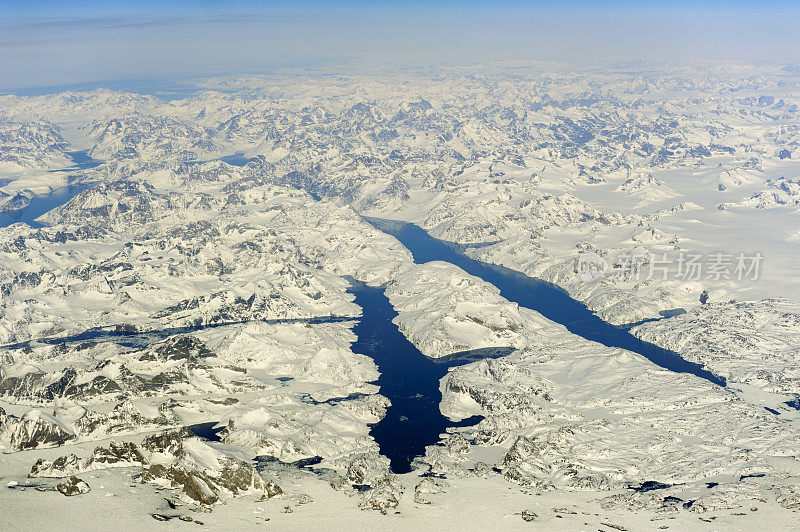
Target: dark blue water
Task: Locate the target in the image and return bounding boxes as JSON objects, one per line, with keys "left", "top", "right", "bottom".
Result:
{"left": 219, "top": 153, "right": 252, "bottom": 167}
{"left": 347, "top": 279, "right": 503, "bottom": 474}
{"left": 1, "top": 150, "right": 103, "bottom": 228}
{"left": 46, "top": 149, "right": 104, "bottom": 173}
{"left": 366, "top": 218, "right": 725, "bottom": 387}
{"left": 188, "top": 422, "right": 225, "bottom": 441}
{"left": 185, "top": 153, "right": 253, "bottom": 167}
{"left": 0, "top": 183, "right": 95, "bottom": 228}
{"left": 0, "top": 315, "right": 356, "bottom": 351}
{"left": 65, "top": 150, "right": 103, "bottom": 170}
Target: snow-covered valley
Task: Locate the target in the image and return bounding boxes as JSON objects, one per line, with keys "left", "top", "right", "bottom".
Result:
{"left": 1, "top": 61, "right": 800, "bottom": 528}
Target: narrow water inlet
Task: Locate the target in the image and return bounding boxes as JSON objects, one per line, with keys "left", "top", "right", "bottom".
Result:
{"left": 0, "top": 183, "right": 96, "bottom": 228}
{"left": 366, "top": 217, "right": 726, "bottom": 387}
{"left": 1, "top": 150, "right": 102, "bottom": 228}
{"left": 346, "top": 279, "right": 501, "bottom": 474}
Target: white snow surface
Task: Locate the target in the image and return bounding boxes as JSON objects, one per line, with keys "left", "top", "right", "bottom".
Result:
{"left": 1, "top": 61, "right": 800, "bottom": 526}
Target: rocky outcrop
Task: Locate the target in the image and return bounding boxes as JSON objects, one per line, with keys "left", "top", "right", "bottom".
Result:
{"left": 55, "top": 476, "right": 91, "bottom": 496}
{"left": 137, "top": 429, "right": 277, "bottom": 505}
{"left": 359, "top": 477, "right": 403, "bottom": 513}
{"left": 74, "top": 400, "right": 179, "bottom": 437}
{"left": 26, "top": 428, "right": 279, "bottom": 506}
{"left": 30, "top": 441, "right": 148, "bottom": 477}
{"left": 343, "top": 452, "right": 404, "bottom": 513}
{"left": 0, "top": 409, "right": 76, "bottom": 451}
{"left": 499, "top": 434, "right": 612, "bottom": 491}
{"left": 414, "top": 477, "right": 449, "bottom": 505}
{"left": 141, "top": 456, "right": 272, "bottom": 506}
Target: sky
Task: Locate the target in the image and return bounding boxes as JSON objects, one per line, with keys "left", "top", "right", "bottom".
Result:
{"left": 1, "top": 1, "right": 799, "bottom": 90}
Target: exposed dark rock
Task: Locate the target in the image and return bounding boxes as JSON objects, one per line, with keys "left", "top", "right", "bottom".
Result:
{"left": 75, "top": 400, "right": 178, "bottom": 436}
{"left": 30, "top": 441, "right": 148, "bottom": 477}
{"left": 6, "top": 410, "right": 76, "bottom": 451}
{"left": 140, "top": 456, "right": 271, "bottom": 506}
{"left": 56, "top": 476, "right": 91, "bottom": 496}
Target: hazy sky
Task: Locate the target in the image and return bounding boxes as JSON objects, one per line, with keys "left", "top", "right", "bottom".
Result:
{"left": 1, "top": 0, "right": 799, "bottom": 90}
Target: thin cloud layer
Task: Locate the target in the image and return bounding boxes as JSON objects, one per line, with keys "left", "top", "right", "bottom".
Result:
{"left": 1, "top": 2, "right": 798, "bottom": 89}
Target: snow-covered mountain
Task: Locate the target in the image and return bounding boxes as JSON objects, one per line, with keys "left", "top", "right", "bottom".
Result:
{"left": 1, "top": 61, "right": 800, "bottom": 528}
